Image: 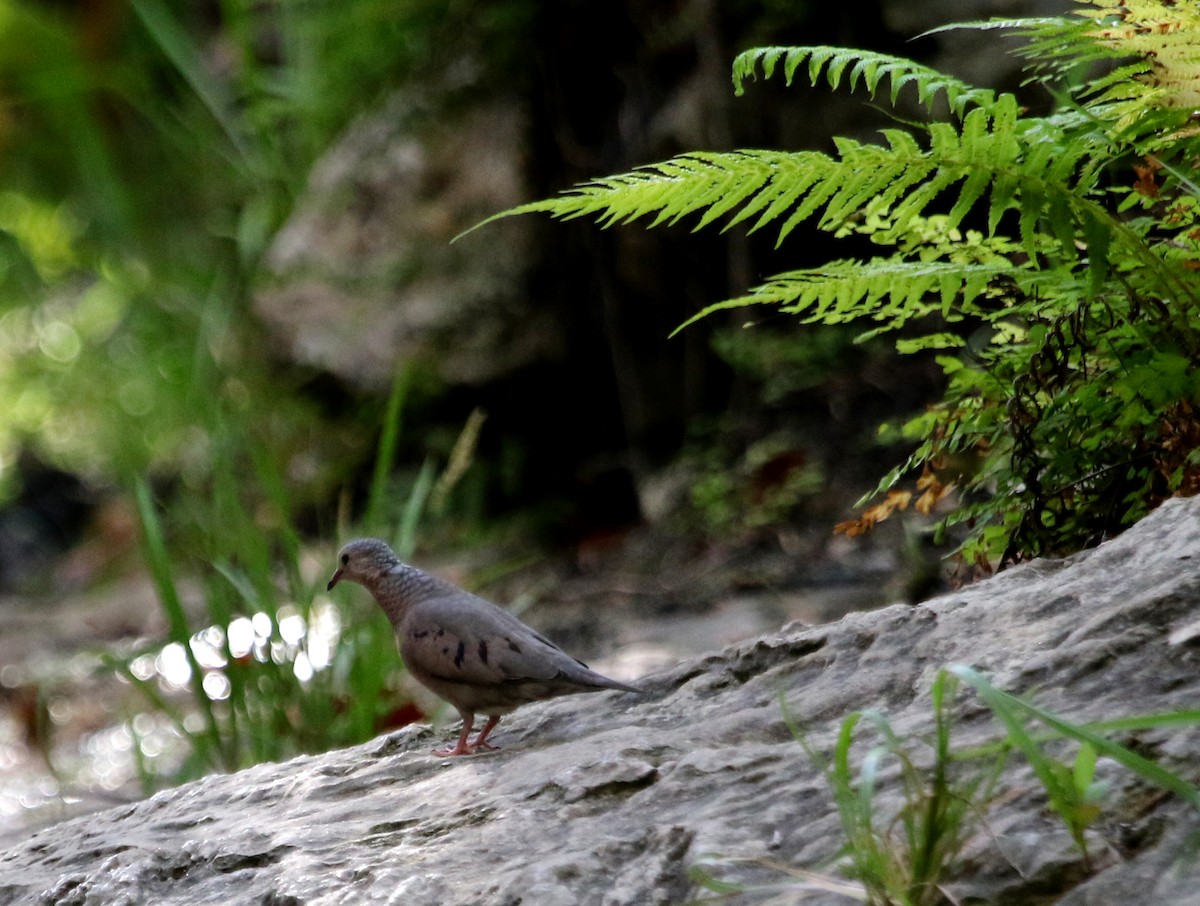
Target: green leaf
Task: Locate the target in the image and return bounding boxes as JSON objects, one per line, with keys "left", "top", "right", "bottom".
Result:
{"left": 950, "top": 665, "right": 1200, "bottom": 809}
{"left": 731, "top": 45, "right": 997, "bottom": 117}
{"left": 895, "top": 333, "right": 967, "bottom": 354}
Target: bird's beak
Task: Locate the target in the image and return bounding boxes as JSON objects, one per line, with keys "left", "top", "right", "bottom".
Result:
{"left": 326, "top": 569, "right": 343, "bottom": 592}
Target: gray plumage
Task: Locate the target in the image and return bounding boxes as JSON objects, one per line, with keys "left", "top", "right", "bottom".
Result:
{"left": 327, "top": 538, "right": 640, "bottom": 755}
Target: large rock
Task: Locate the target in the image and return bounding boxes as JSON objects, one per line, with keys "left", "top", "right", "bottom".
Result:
{"left": 4, "top": 497, "right": 1200, "bottom": 904}
{"left": 255, "top": 87, "right": 548, "bottom": 388}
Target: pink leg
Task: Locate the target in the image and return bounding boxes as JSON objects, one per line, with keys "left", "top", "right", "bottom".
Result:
{"left": 469, "top": 715, "right": 502, "bottom": 752}
{"left": 433, "top": 715, "right": 474, "bottom": 756}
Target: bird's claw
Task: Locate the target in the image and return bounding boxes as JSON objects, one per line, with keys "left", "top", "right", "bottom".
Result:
{"left": 432, "top": 740, "right": 500, "bottom": 757}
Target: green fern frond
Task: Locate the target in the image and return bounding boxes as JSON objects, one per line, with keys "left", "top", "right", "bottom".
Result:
{"left": 925, "top": 16, "right": 1124, "bottom": 74}
{"left": 472, "top": 0, "right": 1200, "bottom": 564}
{"left": 481, "top": 151, "right": 785, "bottom": 234}
{"left": 939, "top": 3, "right": 1200, "bottom": 146}
{"left": 921, "top": 17, "right": 1073, "bottom": 34}
{"left": 1085, "top": 0, "right": 1200, "bottom": 109}
{"left": 481, "top": 89, "right": 1115, "bottom": 282}
{"left": 732, "top": 45, "right": 997, "bottom": 117}
{"left": 675, "top": 259, "right": 1012, "bottom": 339}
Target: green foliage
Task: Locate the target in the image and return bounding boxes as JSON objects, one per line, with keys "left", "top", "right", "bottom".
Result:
{"left": 694, "top": 668, "right": 1200, "bottom": 903}
{"left": 487, "top": 0, "right": 1200, "bottom": 567}
{"left": 0, "top": 0, "right": 529, "bottom": 510}
{"left": 683, "top": 325, "right": 874, "bottom": 537}
{"left": 949, "top": 665, "right": 1200, "bottom": 864}
{"left": 808, "top": 672, "right": 1000, "bottom": 906}
{"left": 0, "top": 0, "right": 526, "bottom": 782}
{"left": 108, "top": 387, "right": 487, "bottom": 786}
{"left": 0, "top": 1, "right": 526, "bottom": 781}
{"left": 107, "top": 401, "right": 402, "bottom": 784}
{"left": 730, "top": 45, "right": 997, "bottom": 114}
{"left": 686, "top": 429, "right": 822, "bottom": 536}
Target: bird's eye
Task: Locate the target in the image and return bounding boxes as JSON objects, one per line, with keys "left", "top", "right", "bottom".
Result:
{"left": 340, "top": 554, "right": 350, "bottom": 566}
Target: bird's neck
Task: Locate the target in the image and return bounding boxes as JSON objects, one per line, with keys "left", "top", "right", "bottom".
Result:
{"left": 368, "top": 562, "right": 442, "bottom": 624}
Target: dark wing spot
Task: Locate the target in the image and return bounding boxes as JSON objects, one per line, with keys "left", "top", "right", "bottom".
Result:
{"left": 505, "top": 637, "right": 522, "bottom": 655}
{"left": 441, "top": 647, "right": 450, "bottom": 655}
{"left": 453, "top": 641, "right": 466, "bottom": 668}
{"left": 435, "top": 628, "right": 445, "bottom": 638}
{"left": 411, "top": 630, "right": 429, "bottom": 639}
{"left": 477, "top": 640, "right": 489, "bottom": 664}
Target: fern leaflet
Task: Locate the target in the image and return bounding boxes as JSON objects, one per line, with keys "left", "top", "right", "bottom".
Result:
{"left": 675, "top": 259, "right": 1013, "bottom": 338}
{"left": 732, "top": 46, "right": 998, "bottom": 117}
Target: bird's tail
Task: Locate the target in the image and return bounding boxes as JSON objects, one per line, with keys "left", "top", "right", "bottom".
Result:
{"left": 589, "top": 673, "right": 642, "bottom": 694}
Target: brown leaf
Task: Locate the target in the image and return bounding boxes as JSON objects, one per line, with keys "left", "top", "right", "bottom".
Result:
{"left": 916, "top": 486, "right": 950, "bottom": 515}
{"left": 914, "top": 472, "right": 954, "bottom": 515}
{"left": 834, "top": 518, "right": 869, "bottom": 538}
{"left": 835, "top": 489, "right": 915, "bottom": 537}
{"left": 1132, "top": 157, "right": 1161, "bottom": 198}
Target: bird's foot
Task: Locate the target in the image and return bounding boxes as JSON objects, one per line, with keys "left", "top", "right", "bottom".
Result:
{"left": 433, "top": 716, "right": 502, "bottom": 756}
{"left": 431, "top": 740, "right": 499, "bottom": 757}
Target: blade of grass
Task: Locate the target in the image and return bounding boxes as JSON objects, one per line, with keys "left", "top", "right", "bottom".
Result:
{"left": 1084, "top": 710, "right": 1200, "bottom": 732}
{"left": 431, "top": 407, "right": 486, "bottom": 512}
{"left": 130, "top": 0, "right": 251, "bottom": 161}
{"left": 949, "top": 665, "right": 1200, "bottom": 808}
{"left": 395, "top": 456, "right": 437, "bottom": 560}
{"left": 365, "top": 364, "right": 412, "bottom": 532}
{"left": 910, "top": 671, "right": 953, "bottom": 895}
{"left": 249, "top": 437, "right": 306, "bottom": 597}
{"left": 134, "top": 478, "right": 229, "bottom": 771}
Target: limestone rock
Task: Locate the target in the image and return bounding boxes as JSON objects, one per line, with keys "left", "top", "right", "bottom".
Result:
{"left": 254, "top": 88, "right": 552, "bottom": 388}
{"left": 4, "top": 497, "right": 1200, "bottom": 904}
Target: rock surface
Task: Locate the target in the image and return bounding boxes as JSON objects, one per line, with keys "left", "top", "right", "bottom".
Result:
{"left": 255, "top": 87, "right": 546, "bottom": 388}
{"left": 4, "top": 497, "right": 1200, "bottom": 904}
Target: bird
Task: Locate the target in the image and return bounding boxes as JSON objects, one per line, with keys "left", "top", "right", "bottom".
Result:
{"left": 327, "top": 538, "right": 641, "bottom": 756}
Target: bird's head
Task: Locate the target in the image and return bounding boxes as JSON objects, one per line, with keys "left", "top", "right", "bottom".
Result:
{"left": 327, "top": 538, "right": 400, "bottom": 591}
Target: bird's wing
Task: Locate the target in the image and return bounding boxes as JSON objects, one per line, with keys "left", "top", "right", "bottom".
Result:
{"left": 399, "top": 593, "right": 585, "bottom": 689}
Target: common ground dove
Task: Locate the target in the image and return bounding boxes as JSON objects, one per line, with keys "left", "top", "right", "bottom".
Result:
{"left": 327, "top": 538, "right": 641, "bottom": 756}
